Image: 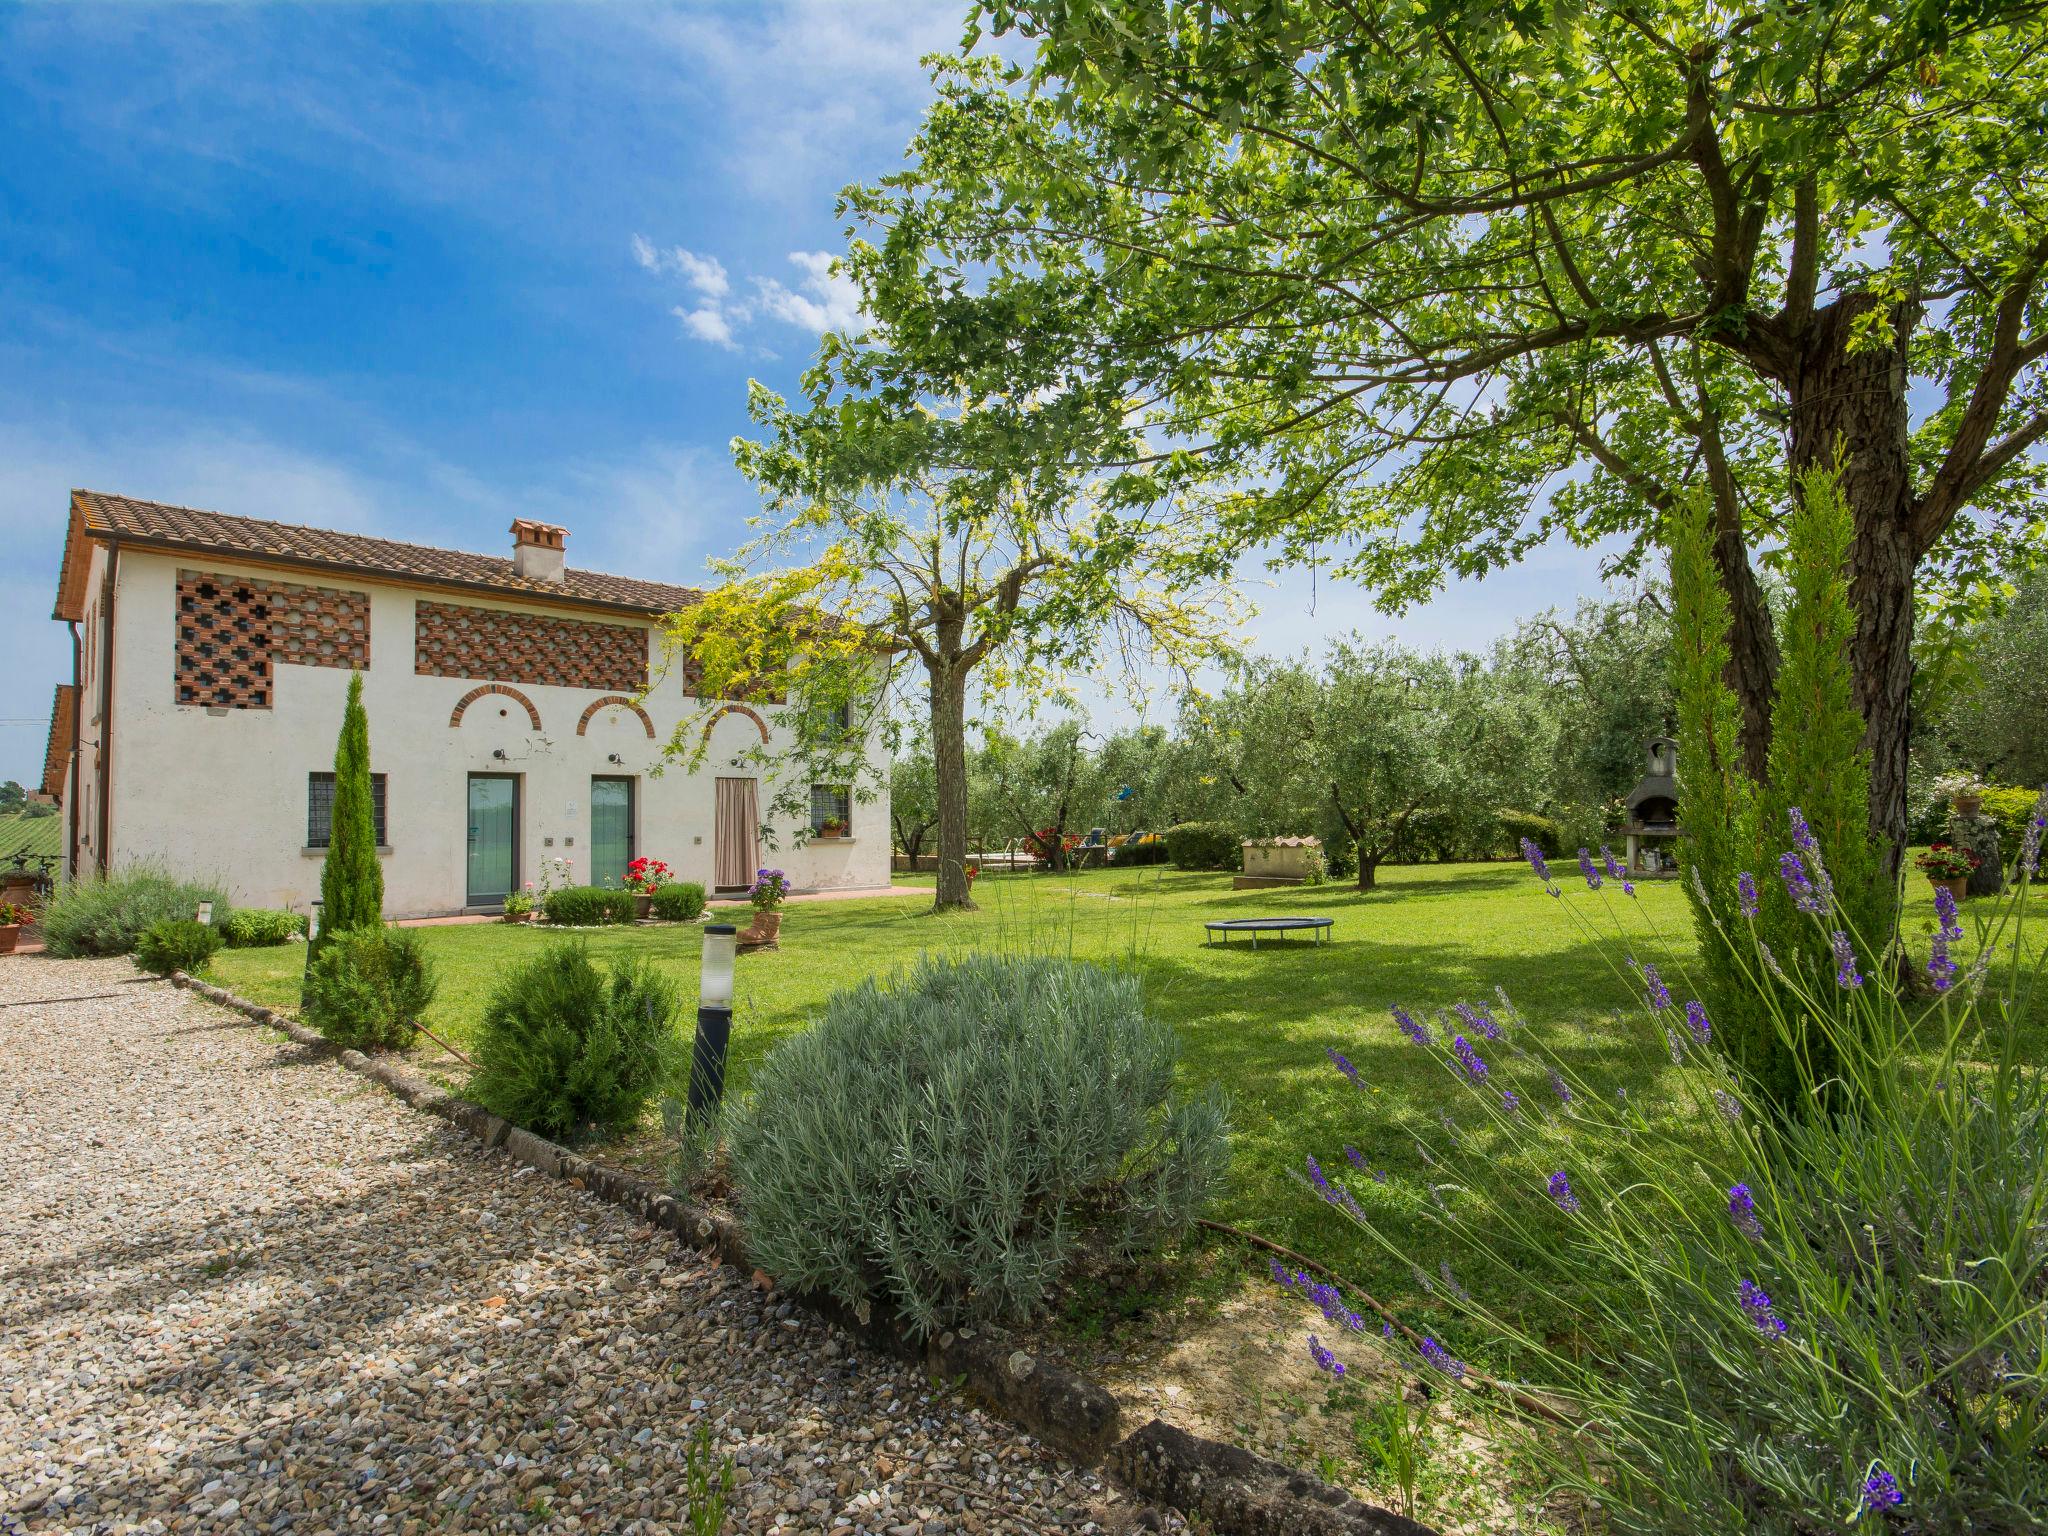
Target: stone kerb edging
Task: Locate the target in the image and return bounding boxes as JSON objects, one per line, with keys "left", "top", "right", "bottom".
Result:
{"left": 167, "top": 970, "right": 1439, "bottom": 1536}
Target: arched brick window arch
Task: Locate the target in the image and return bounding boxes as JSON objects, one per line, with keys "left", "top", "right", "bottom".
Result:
{"left": 449, "top": 683, "right": 542, "bottom": 731}
{"left": 576, "top": 695, "right": 656, "bottom": 738}
{"left": 698, "top": 702, "right": 771, "bottom": 746}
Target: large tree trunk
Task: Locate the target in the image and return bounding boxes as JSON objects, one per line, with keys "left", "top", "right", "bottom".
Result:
{"left": 1712, "top": 520, "right": 1780, "bottom": 779}
{"left": 929, "top": 661, "right": 976, "bottom": 910}
{"left": 1785, "top": 293, "right": 1918, "bottom": 877}
{"left": 1355, "top": 853, "right": 1379, "bottom": 891}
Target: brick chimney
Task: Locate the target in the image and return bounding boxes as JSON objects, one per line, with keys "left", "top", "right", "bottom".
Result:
{"left": 510, "top": 519, "right": 568, "bottom": 583}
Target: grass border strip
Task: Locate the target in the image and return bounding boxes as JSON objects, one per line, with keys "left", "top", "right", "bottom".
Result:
{"left": 166, "top": 969, "right": 1437, "bottom": 1536}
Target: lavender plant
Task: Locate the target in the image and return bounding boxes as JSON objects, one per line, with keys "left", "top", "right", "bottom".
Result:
{"left": 729, "top": 953, "right": 1229, "bottom": 1336}
{"left": 1291, "top": 787, "right": 2048, "bottom": 1532}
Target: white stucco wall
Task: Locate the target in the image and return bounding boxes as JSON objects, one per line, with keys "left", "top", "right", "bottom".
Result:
{"left": 100, "top": 550, "right": 890, "bottom": 917}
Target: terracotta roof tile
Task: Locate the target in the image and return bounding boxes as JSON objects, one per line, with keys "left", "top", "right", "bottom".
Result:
{"left": 68, "top": 490, "right": 704, "bottom": 616}
{"left": 43, "top": 684, "right": 75, "bottom": 801}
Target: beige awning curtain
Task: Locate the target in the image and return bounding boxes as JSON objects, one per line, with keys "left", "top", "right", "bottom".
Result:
{"left": 715, "top": 777, "right": 759, "bottom": 890}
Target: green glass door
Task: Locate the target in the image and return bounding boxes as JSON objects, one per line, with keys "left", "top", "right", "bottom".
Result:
{"left": 591, "top": 777, "right": 634, "bottom": 889}
{"left": 466, "top": 774, "right": 518, "bottom": 907}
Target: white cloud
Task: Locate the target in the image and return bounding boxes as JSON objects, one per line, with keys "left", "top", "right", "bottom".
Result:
{"left": 675, "top": 304, "right": 737, "bottom": 350}
{"left": 754, "top": 250, "right": 865, "bottom": 334}
{"left": 637, "top": 243, "right": 865, "bottom": 351}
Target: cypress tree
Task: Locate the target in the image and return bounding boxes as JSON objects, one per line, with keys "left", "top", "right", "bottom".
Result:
{"left": 1672, "top": 466, "right": 1891, "bottom": 1111}
{"left": 315, "top": 672, "right": 383, "bottom": 955}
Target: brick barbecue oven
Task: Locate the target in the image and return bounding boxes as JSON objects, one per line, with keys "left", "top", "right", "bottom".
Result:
{"left": 1622, "top": 736, "right": 1680, "bottom": 876}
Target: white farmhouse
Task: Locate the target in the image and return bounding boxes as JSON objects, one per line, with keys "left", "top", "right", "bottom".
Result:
{"left": 43, "top": 490, "right": 890, "bottom": 916}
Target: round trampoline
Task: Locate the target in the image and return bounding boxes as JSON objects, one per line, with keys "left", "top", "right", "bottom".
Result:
{"left": 1202, "top": 916, "right": 1334, "bottom": 949}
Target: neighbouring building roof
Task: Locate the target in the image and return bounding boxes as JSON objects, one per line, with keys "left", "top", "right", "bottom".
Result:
{"left": 51, "top": 489, "right": 705, "bottom": 622}
{"left": 42, "top": 684, "right": 75, "bottom": 801}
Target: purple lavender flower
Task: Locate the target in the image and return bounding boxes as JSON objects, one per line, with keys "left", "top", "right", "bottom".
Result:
{"left": 1344, "top": 1144, "right": 1369, "bottom": 1170}
{"left": 1520, "top": 837, "right": 1553, "bottom": 889}
{"left": 1438, "top": 1260, "right": 1469, "bottom": 1300}
{"left": 1714, "top": 1089, "right": 1742, "bottom": 1122}
{"left": 1788, "top": 806, "right": 1818, "bottom": 854}
{"left": 1758, "top": 940, "right": 1787, "bottom": 982}
{"left": 1327, "top": 1046, "right": 1362, "bottom": 1087}
{"left": 1276, "top": 1266, "right": 1367, "bottom": 1332}
{"left": 1393, "top": 1006, "right": 1431, "bottom": 1047}
{"left": 1786, "top": 807, "right": 1836, "bottom": 905}
{"left": 1928, "top": 934, "right": 1957, "bottom": 993}
{"left": 1601, "top": 846, "right": 1624, "bottom": 880}
{"left": 1455, "top": 1000, "right": 1502, "bottom": 1041}
{"left": 1779, "top": 849, "right": 1826, "bottom": 915}
{"left": 1736, "top": 871, "right": 1760, "bottom": 919}
{"left": 1451, "top": 1035, "right": 1489, "bottom": 1083}
{"left": 1380, "top": 1319, "right": 1395, "bottom": 1338}
{"left": 1547, "top": 1171, "right": 1580, "bottom": 1213}
{"left": 1307, "top": 1335, "right": 1346, "bottom": 1378}
{"left": 1642, "top": 963, "right": 1672, "bottom": 1012}
{"left": 1728, "top": 1182, "right": 1763, "bottom": 1240}
{"left": 1501, "top": 1088, "right": 1520, "bottom": 1114}
{"left": 1684, "top": 1000, "right": 1712, "bottom": 1043}
{"left": 1306, "top": 1155, "right": 1331, "bottom": 1196}
{"left": 1933, "top": 883, "right": 1963, "bottom": 943}
{"left": 1738, "top": 1279, "right": 1788, "bottom": 1336}
{"left": 1576, "top": 848, "right": 1603, "bottom": 890}
{"left": 1418, "top": 1337, "right": 1466, "bottom": 1380}
{"left": 1832, "top": 931, "right": 1864, "bottom": 989}
{"left": 1861, "top": 1466, "right": 1902, "bottom": 1512}
{"left": 2021, "top": 785, "right": 2047, "bottom": 879}
{"left": 1548, "top": 1067, "right": 1573, "bottom": 1105}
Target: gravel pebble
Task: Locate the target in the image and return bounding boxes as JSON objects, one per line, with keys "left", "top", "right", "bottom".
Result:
{"left": 0, "top": 955, "right": 1165, "bottom": 1534}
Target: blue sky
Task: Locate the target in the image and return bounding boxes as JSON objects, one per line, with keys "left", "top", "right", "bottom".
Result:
{"left": 0, "top": 1, "right": 1614, "bottom": 786}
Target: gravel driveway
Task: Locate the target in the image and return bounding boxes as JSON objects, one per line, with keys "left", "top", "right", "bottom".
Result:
{"left": 0, "top": 955, "right": 1141, "bottom": 1535}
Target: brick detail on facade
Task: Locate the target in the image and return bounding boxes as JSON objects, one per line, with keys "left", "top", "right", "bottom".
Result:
{"left": 577, "top": 695, "right": 656, "bottom": 738}
{"left": 699, "top": 702, "right": 771, "bottom": 746}
{"left": 449, "top": 684, "right": 543, "bottom": 731}
{"left": 413, "top": 599, "right": 648, "bottom": 693}
{"left": 175, "top": 568, "right": 370, "bottom": 710}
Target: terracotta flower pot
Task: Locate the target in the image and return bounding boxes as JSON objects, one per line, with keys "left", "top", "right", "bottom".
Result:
{"left": 635, "top": 893, "right": 655, "bottom": 920}
{"left": 0, "top": 924, "right": 19, "bottom": 955}
{"left": 1953, "top": 793, "right": 1983, "bottom": 817}
{"left": 501, "top": 910, "right": 531, "bottom": 924}
{"left": 1932, "top": 875, "right": 1969, "bottom": 904}
{"left": 748, "top": 910, "right": 783, "bottom": 943}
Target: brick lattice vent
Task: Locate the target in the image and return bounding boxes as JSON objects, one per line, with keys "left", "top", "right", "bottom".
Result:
{"left": 175, "top": 568, "right": 371, "bottom": 709}
{"left": 414, "top": 599, "right": 648, "bottom": 693}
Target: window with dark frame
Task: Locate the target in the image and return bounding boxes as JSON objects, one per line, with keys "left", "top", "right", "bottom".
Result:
{"left": 808, "top": 783, "right": 851, "bottom": 835}
{"left": 308, "top": 771, "right": 389, "bottom": 848}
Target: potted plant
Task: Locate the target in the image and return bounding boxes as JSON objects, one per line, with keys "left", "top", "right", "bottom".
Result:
{"left": 746, "top": 866, "right": 790, "bottom": 945}
{"left": 816, "top": 818, "right": 848, "bottom": 840}
{"left": 0, "top": 899, "right": 30, "bottom": 954}
{"left": 1914, "top": 843, "right": 1981, "bottom": 902}
{"left": 501, "top": 886, "right": 536, "bottom": 924}
{"left": 1935, "top": 771, "right": 1987, "bottom": 819}
{"left": 625, "top": 856, "right": 672, "bottom": 919}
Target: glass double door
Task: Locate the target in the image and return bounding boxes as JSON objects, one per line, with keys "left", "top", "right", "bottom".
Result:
{"left": 590, "top": 777, "right": 635, "bottom": 890}
{"left": 466, "top": 774, "right": 518, "bottom": 908}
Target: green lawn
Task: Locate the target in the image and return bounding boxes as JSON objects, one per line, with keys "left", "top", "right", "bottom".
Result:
{"left": 210, "top": 859, "right": 2046, "bottom": 1374}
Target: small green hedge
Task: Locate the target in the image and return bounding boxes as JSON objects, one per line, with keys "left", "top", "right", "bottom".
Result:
{"left": 136, "top": 918, "right": 223, "bottom": 976}
{"left": 467, "top": 941, "right": 684, "bottom": 1143}
{"left": 223, "top": 908, "right": 308, "bottom": 947}
{"left": 1164, "top": 821, "right": 1241, "bottom": 871}
{"left": 40, "top": 867, "right": 233, "bottom": 958}
{"left": 649, "top": 881, "right": 707, "bottom": 921}
{"left": 1495, "top": 809, "right": 1565, "bottom": 859}
{"left": 541, "top": 885, "right": 637, "bottom": 926}
{"left": 1978, "top": 785, "right": 2043, "bottom": 865}
{"left": 301, "top": 926, "right": 437, "bottom": 1053}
